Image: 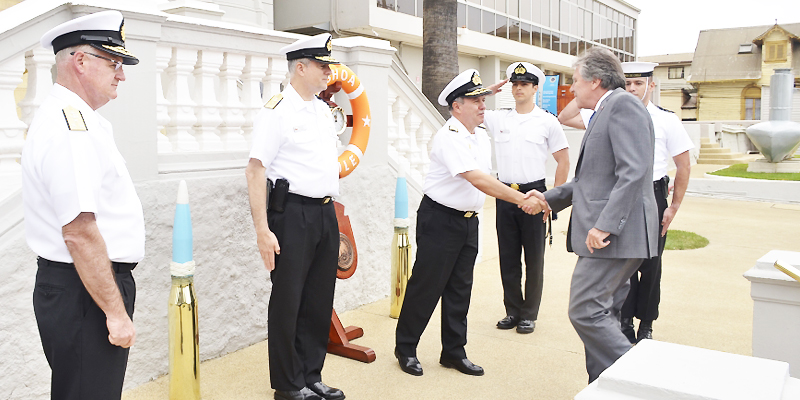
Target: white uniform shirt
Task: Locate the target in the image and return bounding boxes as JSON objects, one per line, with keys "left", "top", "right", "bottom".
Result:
{"left": 250, "top": 83, "right": 339, "bottom": 198}
{"left": 647, "top": 102, "right": 694, "bottom": 180}
{"left": 579, "top": 97, "right": 693, "bottom": 180}
{"left": 483, "top": 106, "right": 569, "bottom": 183}
{"left": 423, "top": 117, "right": 492, "bottom": 212}
{"left": 22, "top": 84, "right": 145, "bottom": 263}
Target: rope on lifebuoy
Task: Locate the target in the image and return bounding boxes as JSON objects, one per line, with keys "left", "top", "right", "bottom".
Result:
{"left": 327, "top": 64, "right": 370, "bottom": 178}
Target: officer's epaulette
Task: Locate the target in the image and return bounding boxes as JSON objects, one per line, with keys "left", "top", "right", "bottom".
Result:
{"left": 448, "top": 125, "right": 458, "bottom": 132}
{"left": 264, "top": 93, "right": 283, "bottom": 109}
{"left": 477, "top": 123, "right": 487, "bottom": 130}
{"left": 62, "top": 106, "right": 87, "bottom": 131}
{"left": 498, "top": 107, "right": 512, "bottom": 111}
{"left": 544, "top": 109, "right": 556, "bottom": 116}
{"left": 656, "top": 105, "right": 675, "bottom": 114}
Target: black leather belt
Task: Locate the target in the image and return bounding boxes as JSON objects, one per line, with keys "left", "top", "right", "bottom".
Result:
{"left": 503, "top": 178, "right": 546, "bottom": 193}
{"left": 287, "top": 193, "right": 333, "bottom": 205}
{"left": 38, "top": 257, "right": 137, "bottom": 273}
{"left": 422, "top": 195, "right": 478, "bottom": 218}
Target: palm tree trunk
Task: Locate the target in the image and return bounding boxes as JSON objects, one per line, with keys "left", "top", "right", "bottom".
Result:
{"left": 422, "top": 0, "right": 458, "bottom": 118}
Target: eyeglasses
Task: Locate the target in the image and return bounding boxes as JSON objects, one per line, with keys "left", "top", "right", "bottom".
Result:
{"left": 71, "top": 51, "right": 123, "bottom": 71}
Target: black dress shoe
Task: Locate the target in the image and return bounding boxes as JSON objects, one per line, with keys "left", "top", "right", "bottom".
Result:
{"left": 395, "top": 349, "right": 423, "bottom": 376}
{"left": 620, "top": 317, "right": 636, "bottom": 344}
{"left": 637, "top": 321, "right": 653, "bottom": 342}
{"left": 274, "top": 387, "right": 323, "bottom": 400}
{"left": 516, "top": 319, "right": 535, "bottom": 334}
{"left": 496, "top": 315, "right": 519, "bottom": 330}
{"left": 439, "top": 357, "right": 484, "bottom": 376}
{"left": 308, "top": 382, "right": 345, "bottom": 400}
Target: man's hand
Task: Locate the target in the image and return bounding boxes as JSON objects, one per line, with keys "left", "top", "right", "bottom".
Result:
{"left": 523, "top": 189, "right": 551, "bottom": 221}
{"left": 586, "top": 228, "right": 611, "bottom": 253}
{"left": 257, "top": 229, "right": 281, "bottom": 271}
{"left": 486, "top": 78, "right": 509, "bottom": 94}
{"left": 107, "top": 313, "right": 136, "bottom": 348}
{"left": 661, "top": 206, "right": 677, "bottom": 237}
{"left": 519, "top": 196, "right": 543, "bottom": 215}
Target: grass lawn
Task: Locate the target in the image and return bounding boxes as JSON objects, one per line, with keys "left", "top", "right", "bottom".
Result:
{"left": 665, "top": 230, "right": 709, "bottom": 250}
{"left": 708, "top": 163, "right": 800, "bottom": 181}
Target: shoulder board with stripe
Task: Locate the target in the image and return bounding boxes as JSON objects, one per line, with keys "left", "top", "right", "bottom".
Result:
{"left": 656, "top": 105, "right": 675, "bottom": 114}
{"left": 264, "top": 93, "right": 283, "bottom": 109}
{"left": 448, "top": 125, "right": 458, "bottom": 132}
{"left": 477, "top": 123, "right": 487, "bottom": 130}
{"left": 62, "top": 106, "right": 87, "bottom": 131}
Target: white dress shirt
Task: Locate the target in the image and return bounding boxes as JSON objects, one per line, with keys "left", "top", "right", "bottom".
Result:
{"left": 484, "top": 105, "right": 569, "bottom": 183}
{"left": 423, "top": 117, "right": 492, "bottom": 212}
{"left": 647, "top": 102, "right": 694, "bottom": 180}
{"left": 22, "top": 84, "right": 145, "bottom": 263}
{"left": 250, "top": 83, "right": 339, "bottom": 198}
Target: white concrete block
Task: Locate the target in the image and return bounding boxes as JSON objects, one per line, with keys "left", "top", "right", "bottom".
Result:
{"left": 575, "top": 340, "right": 795, "bottom": 400}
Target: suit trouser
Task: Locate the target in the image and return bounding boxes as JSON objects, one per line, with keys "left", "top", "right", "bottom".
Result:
{"left": 33, "top": 257, "right": 136, "bottom": 400}
{"left": 621, "top": 181, "right": 669, "bottom": 322}
{"left": 395, "top": 197, "right": 479, "bottom": 360}
{"left": 267, "top": 199, "right": 339, "bottom": 391}
{"left": 496, "top": 196, "right": 547, "bottom": 321}
{"left": 569, "top": 256, "right": 643, "bottom": 383}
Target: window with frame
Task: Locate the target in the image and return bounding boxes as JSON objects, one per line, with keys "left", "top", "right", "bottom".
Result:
{"left": 765, "top": 41, "right": 787, "bottom": 62}
{"left": 742, "top": 86, "right": 761, "bottom": 120}
{"left": 668, "top": 67, "right": 684, "bottom": 79}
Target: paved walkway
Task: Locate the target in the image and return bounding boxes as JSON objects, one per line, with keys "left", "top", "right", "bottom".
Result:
{"left": 123, "top": 193, "right": 800, "bottom": 400}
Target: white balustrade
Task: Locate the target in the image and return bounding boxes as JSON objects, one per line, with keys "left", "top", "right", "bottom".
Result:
{"left": 241, "top": 55, "right": 269, "bottom": 144}
{"left": 265, "top": 56, "right": 287, "bottom": 102}
{"left": 192, "top": 50, "right": 224, "bottom": 150}
{"left": 165, "top": 47, "right": 200, "bottom": 151}
{"left": 155, "top": 46, "right": 173, "bottom": 154}
{"left": 386, "top": 86, "right": 399, "bottom": 160}
{"left": 217, "top": 52, "right": 247, "bottom": 151}
{"left": 0, "top": 55, "right": 26, "bottom": 191}
{"left": 18, "top": 48, "right": 54, "bottom": 127}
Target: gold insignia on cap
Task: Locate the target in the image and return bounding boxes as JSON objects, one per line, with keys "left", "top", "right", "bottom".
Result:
{"left": 120, "top": 22, "right": 126, "bottom": 42}
{"left": 514, "top": 63, "right": 527, "bottom": 75}
{"left": 101, "top": 45, "right": 134, "bottom": 56}
{"left": 472, "top": 73, "right": 482, "bottom": 86}
{"left": 62, "top": 106, "right": 87, "bottom": 131}
{"left": 264, "top": 93, "right": 283, "bottom": 109}
{"left": 326, "top": 37, "right": 332, "bottom": 52}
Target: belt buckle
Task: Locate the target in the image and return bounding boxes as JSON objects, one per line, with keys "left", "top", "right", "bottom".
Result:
{"left": 464, "top": 211, "right": 474, "bottom": 218}
{"left": 323, "top": 197, "right": 331, "bottom": 204}
{"left": 510, "top": 183, "right": 520, "bottom": 191}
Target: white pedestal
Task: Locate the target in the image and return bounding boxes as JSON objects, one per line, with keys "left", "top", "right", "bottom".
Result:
{"left": 744, "top": 250, "right": 800, "bottom": 377}
{"left": 747, "top": 159, "right": 800, "bottom": 173}
{"left": 575, "top": 340, "right": 800, "bottom": 400}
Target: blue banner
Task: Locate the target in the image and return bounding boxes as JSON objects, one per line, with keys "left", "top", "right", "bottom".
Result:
{"left": 540, "top": 75, "right": 559, "bottom": 115}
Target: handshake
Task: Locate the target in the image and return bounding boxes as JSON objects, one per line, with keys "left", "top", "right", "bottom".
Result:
{"left": 517, "top": 189, "right": 550, "bottom": 220}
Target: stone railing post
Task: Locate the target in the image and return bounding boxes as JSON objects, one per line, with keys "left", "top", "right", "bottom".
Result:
{"left": 18, "top": 47, "right": 54, "bottom": 127}
{"left": 156, "top": 46, "right": 173, "bottom": 153}
{"left": 165, "top": 47, "right": 200, "bottom": 151}
{"left": 192, "top": 50, "right": 224, "bottom": 150}
{"left": 241, "top": 55, "right": 269, "bottom": 144}
{"left": 0, "top": 55, "right": 26, "bottom": 193}
{"left": 218, "top": 52, "right": 247, "bottom": 151}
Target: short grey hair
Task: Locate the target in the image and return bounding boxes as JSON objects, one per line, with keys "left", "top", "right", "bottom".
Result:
{"left": 447, "top": 96, "right": 465, "bottom": 111}
{"left": 573, "top": 47, "right": 625, "bottom": 90}
{"left": 55, "top": 44, "right": 93, "bottom": 66}
{"left": 287, "top": 58, "right": 311, "bottom": 78}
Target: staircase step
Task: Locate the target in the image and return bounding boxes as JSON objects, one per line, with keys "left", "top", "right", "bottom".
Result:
{"left": 699, "top": 148, "right": 732, "bottom": 154}
{"left": 696, "top": 159, "right": 751, "bottom": 165}
{"left": 700, "top": 143, "right": 721, "bottom": 149}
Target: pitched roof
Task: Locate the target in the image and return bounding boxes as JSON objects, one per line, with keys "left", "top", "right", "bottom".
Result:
{"left": 639, "top": 53, "right": 694, "bottom": 65}
{"left": 688, "top": 22, "right": 800, "bottom": 83}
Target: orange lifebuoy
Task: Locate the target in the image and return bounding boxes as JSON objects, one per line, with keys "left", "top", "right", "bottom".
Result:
{"left": 327, "top": 64, "right": 370, "bottom": 179}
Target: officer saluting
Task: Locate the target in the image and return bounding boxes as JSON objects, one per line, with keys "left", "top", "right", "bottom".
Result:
{"left": 394, "top": 69, "right": 545, "bottom": 377}
{"left": 22, "top": 10, "right": 143, "bottom": 400}
{"left": 483, "top": 62, "right": 570, "bottom": 334}
{"left": 245, "top": 33, "right": 344, "bottom": 400}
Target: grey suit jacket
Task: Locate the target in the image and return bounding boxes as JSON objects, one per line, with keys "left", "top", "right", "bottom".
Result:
{"left": 546, "top": 88, "right": 658, "bottom": 259}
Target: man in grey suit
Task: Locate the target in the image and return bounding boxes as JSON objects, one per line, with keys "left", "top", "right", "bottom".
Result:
{"left": 527, "top": 47, "right": 658, "bottom": 383}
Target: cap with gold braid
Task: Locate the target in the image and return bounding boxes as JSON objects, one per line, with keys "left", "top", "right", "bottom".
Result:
{"left": 506, "top": 62, "right": 545, "bottom": 86}
{"left": 280, "top": 33, "right": 340, "bottom": 65}
{"left": 40, "top": 10, "right": 138, "bottom": 65}
{"left": 438, "top": 69, "right": 493, "bottom": 106}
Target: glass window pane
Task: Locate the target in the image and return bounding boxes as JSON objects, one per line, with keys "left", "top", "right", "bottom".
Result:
{"left": 509, "top": 0, "right": 519, "bottom": 17}
{"left": 483, "top": 0, "right": 494, "bottom": 10}
{"left": 468, "top": 6, "right": 482, "bottom": 31}
{"left": 458, "top": 2, "right": 467, "bottom": 28}
{"left": 542, "top": 28, "right": 553, "bottom": 49}
{"left": 397, "top": 0, "right": 414, "bottom": 15}
{"left": 520, "top": 0, "right": 531, "bottom": 21}
{"left": 496, "top": 0, "right": 505, "bottom": 13}
{"left": 496, "top": 14, "right": 509, "bottom": 38}
{"left": 417, "top": 0, "right": 423, "bottom": 17}
{"left": 560, "top": 1, "right": 569, "bottom": 33}
{"left": 483, "top": 10, "right": 496, "bottom": 34}
{"left": 509, "top": 19, "right": 521, "bottom": 41}
{"left": 377, "top": 0, "right": 396, "bottom": 11}
{"left": 550, "top": 0, "right": 559, "bottom": 29}
{"left": 541, "top": 0, "right": 549, "bottom": 28}
{"left": 521, "top": 22, "right": 533, "bottom": 44}
{"left": 530, "top": 0, "right": 541, "bottom": 24}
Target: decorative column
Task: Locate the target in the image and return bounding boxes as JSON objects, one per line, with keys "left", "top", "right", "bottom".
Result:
{"left": 0, "top": 55, "right": 26, "bottom": 190}
{"left": 241, "top": 55, "right": 269, "bottom": 144}
{"left": 265, "top": 56, "right": 287, "bottom": 102}
{"left": 417, "top": 124, "right": 434, "bottom": 177}
{"left": 18, "top": 48, "right": 54, "bottom": 127}
{"left": 165, "top": 47, "right": 199, "bottom": 151}
{"left": 405, "top": 112, "right": 422, "bottom": 179}
{"left": 217, "top": 52, "right": 247, "bottom": 151}
{"left": 393, "top": 97, "right": 411, "bottom": 174}
{"left": 155, "top": 46, "right": 173, "bottom": 153}
{"left": 192, "top": 50, "right": 224, "bottom": 151}
{"left": 386, "top": 86, "right": 399, "bottom": 161}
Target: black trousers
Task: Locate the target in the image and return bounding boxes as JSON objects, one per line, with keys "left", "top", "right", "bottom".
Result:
{"left": 496, "top": 184, "right": 547, "bottom": 321}
{"left": 395, "top": 196, "right": 479, "bottom": 360}
{"left": 267, "top": 198, "right": 338, "bottom": 391}
{"left": 621, "top": 178, "right": 669, "bottom": 322}
{"left": 33, "top": 257, "right": 136, "bottom": 400}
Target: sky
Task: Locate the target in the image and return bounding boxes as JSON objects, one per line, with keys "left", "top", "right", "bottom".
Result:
{"left": 627, "top": 0, "right": 799, "bottom": 56}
